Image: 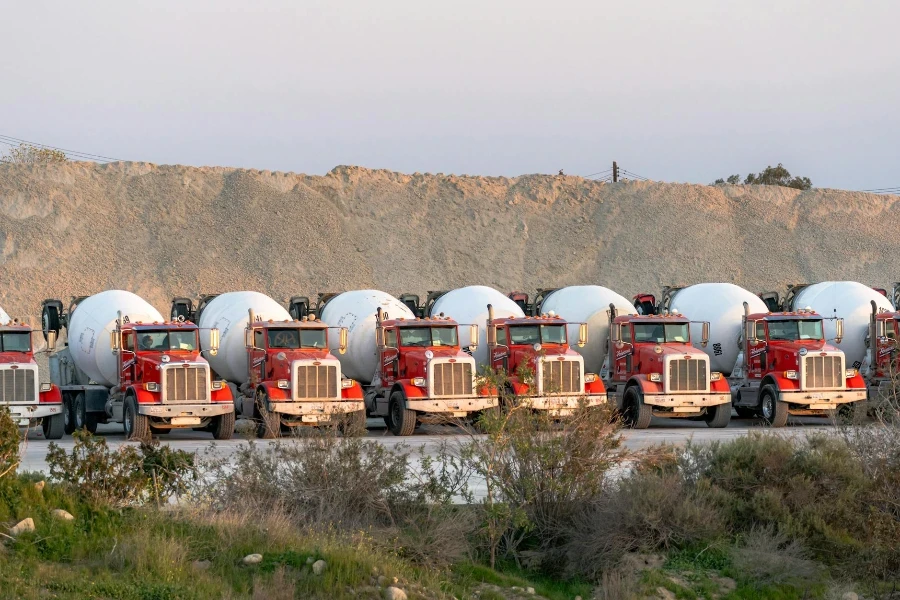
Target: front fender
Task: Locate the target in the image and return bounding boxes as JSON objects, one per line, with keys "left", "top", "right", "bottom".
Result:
{"left": 259, "top": 381, "right": 292, "bottom": 401}
{"left": 38, "top": 384, "right": 62, "bottom": 404}
{"left": 767, "top": 374, "right": 800, "bottom": 392}
{"left": 710, "top": 377, "right": 731, "bottom": 393}
{"left": 130, "top": 386, "right": 160, "bottom": 404}
{"left": 211, "top": 384, "right": 233, "bottom": 402}
{"left": 630, "top": 375, "right": 664, "bottom": 395}
{"left": 846, "top": 373, "right": 867, "bottom": 390}
{"left": 341, "top": 380, "right": 364, "bottom": 400}
{"left": 584, "top": 378, "right": 606, "bottom": 395}
{"left": 395, "top": 381, "right": 429, "bottom": 400}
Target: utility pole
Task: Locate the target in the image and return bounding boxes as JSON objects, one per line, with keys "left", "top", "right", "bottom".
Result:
{"left": 612, "top": 161, "right": 619, "bottom": 183}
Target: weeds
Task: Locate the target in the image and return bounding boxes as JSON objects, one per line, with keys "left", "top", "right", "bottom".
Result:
{"left": 0, "top": 407, "right": 18, "bottom": 482}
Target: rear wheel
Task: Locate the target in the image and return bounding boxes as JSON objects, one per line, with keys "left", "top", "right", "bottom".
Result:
{"left": 759, "top": 385, "right": 788, "bottom": 428}
{"left": 623, "top": 386, "right": 652, "bottom": 429}
{"left": 255, "top": 389, "right": 280, "bottom": 439}
{"left": 211, "top": 410, "right": 235, "bottom": 440}
{"left": 704, "top": 402, "right": 732, "bottom": 428}
{"left": 63, "top": 394, "right": 76, "bottom": 435}
{"left": 124, "top": 396, "right": 151, "bottom": 441}
{"left": 388, "top": 391, "right": 416, "bottom": 436}
{"left": 42, "top": 413, "right": 65, "bottom": 440}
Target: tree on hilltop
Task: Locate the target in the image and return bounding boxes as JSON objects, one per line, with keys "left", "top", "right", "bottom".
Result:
{"left": 713, "top": 163, "right": 812, "bottom": 190}
{"left": 1, "top": 142, "right": 68, "bottom": 165}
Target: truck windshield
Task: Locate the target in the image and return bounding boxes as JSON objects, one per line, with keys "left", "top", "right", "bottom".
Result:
{"left": 267, "top": 328, "right": 327, "bottom": 349}
{"left": 138, "top": 330, "right": 198, "bottom": 351}
{"left": 0, "top": 332, "right": 31, "bottom": 352}
{"left": 633, "top": 323, "right": 690, "bottom": 343}
{"left": 399, "top": 327, "right": 458, "bottom": 347}
{"left": 768, "top": 319, "right": 824, "bottom": 341}
{"left": 508, "top": 325, "right": 567, "bottom": 345}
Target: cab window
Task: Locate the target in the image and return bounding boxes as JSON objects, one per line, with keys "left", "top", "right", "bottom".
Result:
{"left": 884, "top": 320, "right": 897, "bottom": 340}
{"left": 123, "top": 332, "right": 134, "bottom": 353}
{"left": 254, "top": 329, "right": 265, "bottom": 349}
{"left": 756, "top": 321, "right": 766, "bottom": 341}
{"left": 497, "top": 326, "right": 508, "bottom": 346}
{"left": 621, "top": 323, "right": 632, "bottom": 344}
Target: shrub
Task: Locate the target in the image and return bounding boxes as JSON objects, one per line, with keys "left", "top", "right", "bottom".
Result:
{"left": 46, "top": 430, "right": 196, "bottom": 506}
{"left": 730, "top": 526, "right": 823, "bottom": 585}
{"left": 0, "top": 407, "right": 18, "bottom": 482}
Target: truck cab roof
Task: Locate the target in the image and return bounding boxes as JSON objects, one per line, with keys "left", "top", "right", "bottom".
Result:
{"left": 492, "top": 314, "right": 567, "bottom": 326}
{"left": 748, "top": 309, "right": 822, "bottom": 321}
{"left": 123, "top": 321, "right": 199, "bottom": 331}
{"left": 247, "top": 319, "right": 328, "bottom": 330}
{"left": 615, "top": 314, "right": 690, "bottom": 324}
{"left": 384, "top": 316, "right": 460, "bottom": 328}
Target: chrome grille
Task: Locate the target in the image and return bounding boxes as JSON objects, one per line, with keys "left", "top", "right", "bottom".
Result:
{"left": 295, "top": 364, "right": 338, "bottom": 399}
{"left": 803, "top": 355, "right": 843, "bottom": 390}
{"left": 163, "top": 366, "right": 209, "bottom": 403}
{"left": 0, "top": 368, "right": 36, "bottom": 403}
{"left": 541, "top": 360, "right": 582, "bottom": 393}
{"left": 667, "top": 358, "right": 707, "bottom": 392}
{"left": 431, "top": 362, "right": 474, "bottom": 397}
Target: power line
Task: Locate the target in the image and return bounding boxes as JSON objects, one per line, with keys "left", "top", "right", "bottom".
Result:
{"left": 862, "top": 186, "right": 900, "bottom": 193}
{"left": 583, "top": 167, "right": 612, "bottom": 178}
{"left": 0, "top": 133, "right": 124, "bottom": 163}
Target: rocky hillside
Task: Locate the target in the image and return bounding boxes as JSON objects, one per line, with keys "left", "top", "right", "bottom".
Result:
{"left": 0, "top": 161, "right": 897, "bottom": 327}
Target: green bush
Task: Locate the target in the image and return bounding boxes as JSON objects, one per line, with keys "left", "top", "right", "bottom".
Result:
{"left": 0, "top": 407, "right": 18, "bottom": 482}
{"left": 46, "top": 430, "right": 196, "bottom": 506}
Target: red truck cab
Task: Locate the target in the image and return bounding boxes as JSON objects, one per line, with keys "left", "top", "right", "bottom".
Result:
{"left": 604, "top": 308, "right": 732, "bottom": 428}
{"left": 730, "top": 307, "right": 866, "bottom": 425}
{"left": 485, "top": 303, "right": 605, "bottom": 413}
{"left": 370, "top": 309, "right": 496, "bottom": 436}
{"left": 0, "top": 320, "right": 63, "bottom": 438}
{"left": 244, "top": 315, "right": 364, "bottom": 437}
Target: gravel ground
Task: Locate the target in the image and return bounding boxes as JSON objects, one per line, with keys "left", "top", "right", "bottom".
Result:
{"left": 1, "top": 161, "right": 897, "bottom": 332}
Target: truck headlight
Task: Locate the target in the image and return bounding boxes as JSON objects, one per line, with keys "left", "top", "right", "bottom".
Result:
{"left": 412, "top": 377, "right": 427, "bottom": 387}
{"left": 584, "top": 373, "right": 598, "bottom": 383}
{"left": 845, "top": 368, "right": 858, "bottom": 378}
{"left": 40, "top": 383, "right": 52, "bottom": 392}
{"left": 341, "top": 379, "right": 354, "bottom": 389}
{"left": 144, "top": 382, "right": 159, "bottom": 392}
{"left": 710, "top": 372, "right": 722, "bottom": 382}
{"left": 648, "top": 373, "right": 661, "bottom": 382}
{"left": 211, "top": 380, "right": 225, "bottom": 390}
{"left": 277, "top": 379, "right": 290, "bottom": 389}
{"left": 784, "top": 370, "right": 798, "bottom": 380}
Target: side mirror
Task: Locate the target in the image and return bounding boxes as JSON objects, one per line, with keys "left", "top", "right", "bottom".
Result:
{"left": 110, "top": 331, "right": 120, "bottom": 354}
{"left": 46, "top": 330, "right": 57, "bottom": 352}
{"left": 746, "top": 321, "right": 757, "bottom": 345}
{"left": 209, "top": 328, "right": 220, "bottom": 356}
{"left": 612, "top": 323, "right": 623, "bottom": 349}
{"left": 244, "top": 329, "right": 253, "bottom": 349}
{"left": 835, "top": 318, "right": 844, "bottom": 344}
{"left": 376, "top": 326, "right": 385, "bottom": 348}
{"left": 577, "top": 323, "right": 588, "bottom": 348}
{"left": 487, "top": 324, "right": 497, "bottom": 347}
{"left": 701, "top": 322, "right": 710, "bottom": 348}
{"left": 339, "top": 327, "right": 348, "bottom": 355}
{"left": 469, "top": 324, "right": 479, "bottom": 352}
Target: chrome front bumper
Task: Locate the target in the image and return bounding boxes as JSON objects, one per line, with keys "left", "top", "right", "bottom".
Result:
{"left": 643, "top": 393, "right": 731, "bottom": 411}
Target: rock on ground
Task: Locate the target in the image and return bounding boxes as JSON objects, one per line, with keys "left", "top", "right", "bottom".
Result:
{"left": 9, "top": 518, "right": 35, "bottom": 536}
{"left": 384, "top": 587, "right": 407, "bottom": 600}
{"left": 50, "top": 509, "right": 74, "bottom": 521}
{"left": 242, "top": 553, "right": 263, "bottom": 565}
{"left": 312, "top": 559, "right": 327, "bottom": 575}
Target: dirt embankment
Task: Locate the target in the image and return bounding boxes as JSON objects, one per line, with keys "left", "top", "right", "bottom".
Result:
{"left": 1, "top": 161, "right": 897, "bottom": 328}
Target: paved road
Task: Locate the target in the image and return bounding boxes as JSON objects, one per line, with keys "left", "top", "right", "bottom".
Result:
{"left": 17, "top": 415, "right": 834, "bottom": 474}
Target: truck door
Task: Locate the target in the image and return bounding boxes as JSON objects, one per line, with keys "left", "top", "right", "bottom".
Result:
{"left": 613, "top": 323, "right": 633, "bottom": 381}
{"left": 122, "top": 332, "right": 136, "bottom": 386}
{"left": 490, "top": 327, "right": 510, "bottom": 372}
{"left": 250, "top": 328, "right": 266, "bottom": 383}
{"left": 381, "top": 328, "right": 399, "bottom": 387}
{"left": 748, "top": 321, "right": 766, "bottom": 379}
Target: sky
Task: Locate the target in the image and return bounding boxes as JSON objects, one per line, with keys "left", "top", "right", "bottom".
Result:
{"left": 1, "top": 0, "right": 898, "bottom": 190}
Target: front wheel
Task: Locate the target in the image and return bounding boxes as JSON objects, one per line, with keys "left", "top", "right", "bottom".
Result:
{"left": 63, "top": 394, "right": 76, "bottom": 435}
{"left": 622, "top": 386, "right": 652, "bottom": 429}
{"left": 704, "top": 403, "right": 732, "bottom": 428}
{"left": 42, "top": 412, "right": 65, "bottom": 440}
{"left": 211, "top": 410, "right": 235, "bottom": 440}
{"left": 124, "top": 397, "right": 151, "bottom": 441}
{"left": 759, "top": 385, "right": 788, "bottom": 428}
{"left": 255, "top": 389, "right": 280, "bottom": 439}
{"left": 388, "top": 392, "right": 416, "bottom": 436}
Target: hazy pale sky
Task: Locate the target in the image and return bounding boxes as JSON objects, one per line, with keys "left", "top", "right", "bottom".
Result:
{"left": 2, "top": 0, "right": 897, "bottom": 190}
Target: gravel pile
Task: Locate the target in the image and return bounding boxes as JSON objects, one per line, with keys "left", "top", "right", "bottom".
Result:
{"left": 1, "top": 161, "right": 897, "bottom": 330}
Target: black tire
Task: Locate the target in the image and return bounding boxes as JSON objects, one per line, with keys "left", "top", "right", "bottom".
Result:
{"left": 124, "top": 396, "right": 151, "bottom": 441}
{"left": 63, "top": 393, "right": 76, "bottom": 435}
{"left": 759, "top": 385, "right": 788, "bottom": 428}
{"left": 42, "top": 303, "right": 61, "bottom": 342}
{"left": 211, "top": 410, "right": 235, "bottom": 440}
{"left": 388, "top": 391, "right": 416, "bottom": 436}
{"left": 255, "top": 389, "right": 280, "bottom": 439}
{"left": 826, "top": 403, "right": 858, "bottom": 426}
{"left": 42, "top": 412, "right": 65, "bottom": 440}
{"left": 734, "top": 407, "right": 757, "bottom": 419}
{"left": 623, "top": 386, "right": 652, "bottom": 429}
{"left": 704, "top": 402, "right": 732, "bottom": 428}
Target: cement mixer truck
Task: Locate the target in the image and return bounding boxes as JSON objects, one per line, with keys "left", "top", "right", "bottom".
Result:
{"left": 170, "top": 292, "right": 364, "bottom": 438}
{"left": 403, "top": 286, "right": 606, "bottom": 413}
{"left": 639, "top": 284, "right": 867, "bottom": 426}
{"left": 758, "top": 281, "right": 899, "bottom": 408}
{"left": 293, "top": 290, "right": 495, "bottom": 436}
{"left": 42, "top": 291, "right": 235, "bottom": 440}
{"left": 514, "top": 287, "right": 731, "bottom": 428}
{"left": 0, "top": 307, "right": 65, "bottom": 439}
